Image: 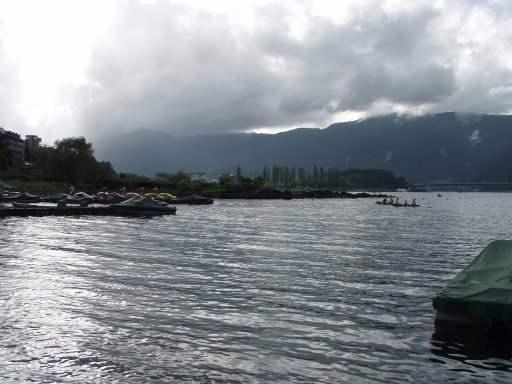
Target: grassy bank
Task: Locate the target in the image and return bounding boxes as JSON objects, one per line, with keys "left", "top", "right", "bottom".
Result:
{"left": 3, "top": 180, "right": 67, "bottom": 195}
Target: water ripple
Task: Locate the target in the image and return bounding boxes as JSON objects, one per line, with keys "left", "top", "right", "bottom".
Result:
{"left": 2, "top": 193, "right": 512, "bottom": 383}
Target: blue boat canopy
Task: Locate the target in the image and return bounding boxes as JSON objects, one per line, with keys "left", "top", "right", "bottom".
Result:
{"left": 433, "top": 240, "right": 512, "bottom": 320}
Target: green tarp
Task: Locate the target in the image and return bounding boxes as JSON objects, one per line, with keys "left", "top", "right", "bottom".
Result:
{"left": 433, "top": 240, "right": 512, "bottom": 319}
{"left": 0, "top": 180, "right": 13, "bottom": 190}
{"left": 0, "top": 192, "right": 39, "bottom": 202}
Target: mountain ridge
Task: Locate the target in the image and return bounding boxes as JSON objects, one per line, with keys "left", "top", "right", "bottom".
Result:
{"left": 93, "top": 112, "right": 512, "bottom": 183}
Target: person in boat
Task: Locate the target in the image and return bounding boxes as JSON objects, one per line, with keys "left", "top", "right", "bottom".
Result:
{"left": 383, "top": 197, "right": 387, "bottom": 204}
{"left": 138, "top": 187, "right": 145, "bottom": 196}
{"left": 412, "top": 198, "right": 417, "bottom": 206}
{"left": 120, "top": 186, "right": 127, "bottom": 196}
{"left": 404, "top": 199, "right": 408, "bottom": 206}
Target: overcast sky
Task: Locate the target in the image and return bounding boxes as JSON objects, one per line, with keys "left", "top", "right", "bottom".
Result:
{"left": 1, "top": 0, "right": 511, "bottom": 143}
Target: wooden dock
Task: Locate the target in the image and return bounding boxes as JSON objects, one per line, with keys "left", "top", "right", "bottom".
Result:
{"left": 0, "top": 205, "right": 115, "bottom": 218}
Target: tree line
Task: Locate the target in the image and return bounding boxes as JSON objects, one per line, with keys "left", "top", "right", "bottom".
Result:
{"left": 23, "top": 137, "right": 115, "bottom": 184}
{"left": 1, "top": 134, "right": 407, "bottom": 191}
{"left": 260, "top": 164, "right": 407, "bottom": 189}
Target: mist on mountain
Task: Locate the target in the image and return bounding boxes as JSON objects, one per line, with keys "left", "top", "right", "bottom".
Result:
{"left": 93, "top": 113, "right": 512, "bottom": 183}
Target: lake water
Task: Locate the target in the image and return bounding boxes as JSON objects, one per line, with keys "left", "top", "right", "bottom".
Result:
{"left": 1, "top": 192, "right": 512, "bottom": 383}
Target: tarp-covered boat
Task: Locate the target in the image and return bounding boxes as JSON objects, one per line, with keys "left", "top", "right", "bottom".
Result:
{"left": 40, "top": 192, "right": 68, "bottom": 202}
{"left": 433, "top": 240, "right": 512, "bottom": 330}
{"left": 111, "top": 196, "right": 177, "bottom": 216}
{"left": 0, "top": 192, "right": 40, "bottom": 203}
{"left": 41, "top": 192, "right": 94, "bottom": 204}
{"left": 171, "top": 194, "right": 214, "bottom": 205}
{"left": 0, "top": 180, "right": 13, "bottom": 191}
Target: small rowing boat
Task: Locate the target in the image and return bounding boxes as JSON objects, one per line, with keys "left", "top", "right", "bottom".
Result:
{"left": 376, "top": 201, "right": 419, "bottom": 207}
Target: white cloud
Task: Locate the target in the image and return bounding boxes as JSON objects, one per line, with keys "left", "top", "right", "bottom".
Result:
{"left": 0, "top": 36, "right": 24, "bottom": 131}
{"left": 1, "top": 0, "right": 512, "bottom": 141}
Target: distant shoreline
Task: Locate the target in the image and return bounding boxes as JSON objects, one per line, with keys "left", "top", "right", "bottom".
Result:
{"left": 199, "top": 189, "right": 388, "bottom": 200}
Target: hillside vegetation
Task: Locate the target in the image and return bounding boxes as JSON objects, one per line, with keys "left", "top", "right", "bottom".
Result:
{"left": 93, "top": 113, "right": 512, "bottom": 183}
{"left": 0, "top": 136, "right": 406, "bottom": 195}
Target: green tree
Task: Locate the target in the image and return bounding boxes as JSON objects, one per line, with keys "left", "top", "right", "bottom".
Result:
{"left": 272, "top": 164, "right": 278, "bottom": 187}
{"left": 262, "top": 165, "right": 269, "bottom": 186}
{"left": 95, "top": 161, "right": 117, "bottom": 183}
{"left": 30, "top": 137, "right": 109, "bottom": 183}
{"left": 341, "top": 168, "right": 405, "bottom": 189}
{"left": 48, "top": 137, "right": 97, "bottom": 182}
{"left": 177, "top": 179, "right": 191, "bottom": 191}
{"left": 218, "top": 174, "right": 236, "bottom": 189}
{"left": 283, "top": 166, "right": 289, "bottom": 188}
{"left": 31, "top": 145, "right": 55, "bottom": 178}
{"left": 298, "top": 166, "right": 306, "bottom": 187}
{"left": 236, "top": 165, "right": 242, "bottom": 183}
{"left": 250, "top": 175, "right": 264, "bottom": 189}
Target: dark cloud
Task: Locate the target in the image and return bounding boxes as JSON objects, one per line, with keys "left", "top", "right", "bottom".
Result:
{"left": 77, "top": 1, "right": 289, "bottom": 138}
{"left": 74, "top": 0, "right": 512, "bottom": 139}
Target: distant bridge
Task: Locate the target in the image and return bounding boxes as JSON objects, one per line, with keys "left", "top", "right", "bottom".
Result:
{"left": 411, "top": 182, "right": 512, "bottom": 192}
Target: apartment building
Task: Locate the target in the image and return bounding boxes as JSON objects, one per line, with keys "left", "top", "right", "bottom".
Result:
{"left": 0, "top": 127, "right": 25, "bottom": 163}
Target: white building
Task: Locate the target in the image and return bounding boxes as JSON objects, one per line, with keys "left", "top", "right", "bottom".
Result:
{"left": 187, "top": 172, "right": 209, "bottom": 182}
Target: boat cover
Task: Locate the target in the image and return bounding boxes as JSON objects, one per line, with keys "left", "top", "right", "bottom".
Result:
{"left": 0, "top": 192, "right": 40, "bottom": 201}
{"left": 41, "top": 192, "right": 68, "bottom": 201}
{"left": 433, "top": 240, "right": 512, "bottom": 319}
{"left": 172, "top": 194, "right": 213, "bottom": 203}
{"left": 114, "top": 196, "right": 167, "bottom": 208}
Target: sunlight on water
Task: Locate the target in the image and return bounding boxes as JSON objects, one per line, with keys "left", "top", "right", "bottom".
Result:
{"left": 1, "top": 192, "right": 512, "bottom": 383}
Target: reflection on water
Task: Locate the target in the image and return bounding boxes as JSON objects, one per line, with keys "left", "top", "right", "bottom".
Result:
{"left": 431, "top": 324, "right": 512, "bottom": 384}
{"left": 1, "top": 193, "right": 512, "bottom": 383}
{"left": 432, "top": 325, "right": 512, "bottom": 370}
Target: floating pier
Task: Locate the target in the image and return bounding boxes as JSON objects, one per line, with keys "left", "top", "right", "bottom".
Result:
{"left": 0, "top": 205, "right": 115, "bottom": 218}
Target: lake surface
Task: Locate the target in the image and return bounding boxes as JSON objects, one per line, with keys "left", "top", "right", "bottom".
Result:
{"left": 1, "top": 192, "right": 512, "bottom": 383}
